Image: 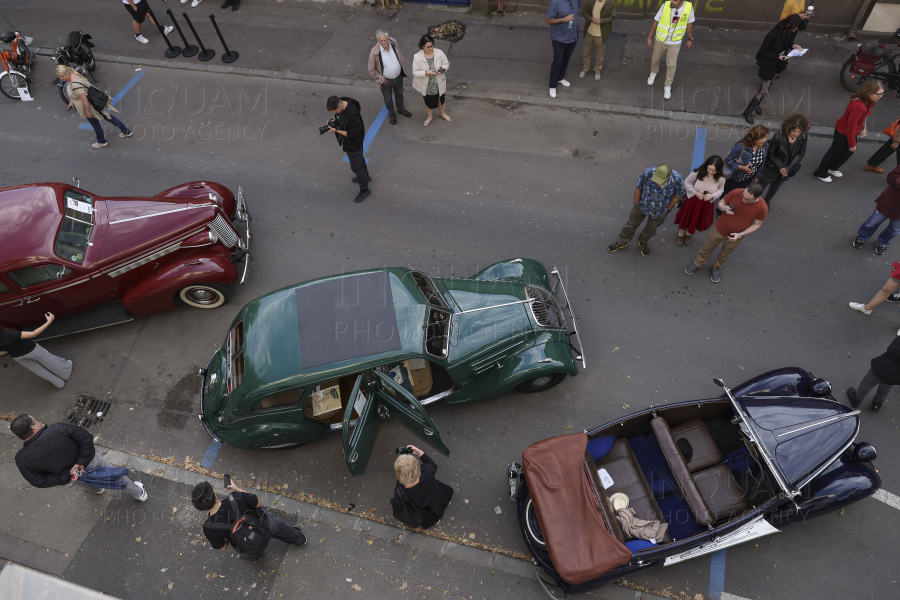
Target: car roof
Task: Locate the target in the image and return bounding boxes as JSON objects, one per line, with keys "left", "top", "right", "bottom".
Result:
{"left": 0, "top": 186, "right": 62, "bottom": 270}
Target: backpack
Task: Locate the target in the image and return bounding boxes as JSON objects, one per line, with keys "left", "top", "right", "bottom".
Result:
{"left": 206, "top": 495, "right": 272, "bottom": 560}
{"left": 71, "top": 82, "right": 110, "bottom": 113}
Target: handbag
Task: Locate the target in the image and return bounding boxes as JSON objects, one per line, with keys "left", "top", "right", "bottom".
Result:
{"left": 884, "top": 119, "right": 899, "bottom": 138}
{"left": 860, "top": 117, "right": 869, "bottom": 138}
{"left": 71, "top": 82, "right": 110, "bottom": 113}
{"left": 722, "top": 149, "right": 744, "bottom": 179}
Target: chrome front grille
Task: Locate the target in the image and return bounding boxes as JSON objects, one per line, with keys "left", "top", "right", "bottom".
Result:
{"left": 525, "top": 285, "right": 566, "bottom": 329}
{"left": 209, "top": 214, "right": 239, "bottom": 248}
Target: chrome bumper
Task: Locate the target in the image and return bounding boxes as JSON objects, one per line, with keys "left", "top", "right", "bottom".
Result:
{"left": 550, "top": 266, "right": 585, "bottom": 369}
{"left": 235, "top": 186, "right": 252, "bottom": 285}
{"left": 197, "top": 367, "right": 223, "bottom": 443}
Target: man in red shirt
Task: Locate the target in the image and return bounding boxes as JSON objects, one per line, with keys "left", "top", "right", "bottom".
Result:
{"left": 852, "top": 164, "right": 900, "bottom": 255}
{"left": 684, "top": 182, "right": 767, "bottom": 282}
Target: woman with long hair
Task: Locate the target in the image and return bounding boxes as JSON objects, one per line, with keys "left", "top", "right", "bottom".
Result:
{"left": 756, "top": 113, "right": 809, "bottom": 206}
{"left": 673, "top": 155, "right": 725, "bottom": 246}
{"left": 744, "top": 14, "right": 806, "bottom": 124}
{"left": 814, "top": 80, "right": 885, "bottom": 182}
{"left": 723, "top": 125, "right": 769, "bottom": 196}
{"left": 56, "top": 65, "right": 132, "bottom": 149}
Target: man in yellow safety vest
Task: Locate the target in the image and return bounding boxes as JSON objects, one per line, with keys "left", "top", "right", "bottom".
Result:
{"left": 646, "top": 0, "right": 695, "bottom": 101}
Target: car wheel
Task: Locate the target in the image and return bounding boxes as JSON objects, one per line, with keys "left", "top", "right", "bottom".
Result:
{"left": 515, "top": 373, "right": 567, "bottom": 393}
{"left": 178, "top": 283, "right": 229, "bottom": 309}
{"left": 524, "top": 498, "right": 546, "bottom": 548}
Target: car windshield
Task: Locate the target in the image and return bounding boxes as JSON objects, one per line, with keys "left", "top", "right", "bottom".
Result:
{"left": 55, "top": 190, "right": 94, "bottom": 264}
{"left": 411, "top": 270, "right": 451, "bottom": 311}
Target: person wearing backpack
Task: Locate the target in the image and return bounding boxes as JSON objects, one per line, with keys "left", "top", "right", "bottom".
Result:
{"left": 56, "top": 65, "right": 132, "bottom": 149}
{"left": 191, "top": 481, "right": 306, "bottom": 559}
{"left": 390, "top": 445, "right": 453, "bottom": 529}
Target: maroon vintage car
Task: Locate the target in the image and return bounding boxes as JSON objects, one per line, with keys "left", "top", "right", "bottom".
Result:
{"left": 0, "top": 179, "right": 250, "bottom": 340}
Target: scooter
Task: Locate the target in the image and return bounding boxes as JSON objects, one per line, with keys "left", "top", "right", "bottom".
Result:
{"left": 51, "top": 30, "right": 96, "bottom": 105}
{"left": 0, "top": 30, "right": 33, "bottom": 100}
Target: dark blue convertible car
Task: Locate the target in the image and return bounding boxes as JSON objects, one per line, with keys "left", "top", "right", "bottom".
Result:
{"left": 506, "top": 367, "right": 881, "bottom": 595}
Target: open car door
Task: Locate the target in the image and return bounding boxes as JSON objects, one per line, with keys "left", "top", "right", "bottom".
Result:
{"left": 374, "top": 370, "right": 451, "bottom": 458}
{"left": 342, "top": 375, "right": 381, "bottom": 476}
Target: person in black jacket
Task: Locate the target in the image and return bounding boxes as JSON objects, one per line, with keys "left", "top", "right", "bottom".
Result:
{"left": 756, "top": 113, "right": 809, "bottom": 207}
{"left": 326, "top": 95, "right": 371, "bottom": 204}
{"left": 847, "top": 337, "right": 900, "bottom": 412}
{"left": 743, "top": 14, "right": 806, "bottom": 124}
{"left": 390, "top": 445, "right": 453, "bottom": 529}
{"left": 10, "top": 414, "right": 147, "bottom": 499}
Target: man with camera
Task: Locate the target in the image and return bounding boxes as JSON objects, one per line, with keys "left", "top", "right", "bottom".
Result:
{"left": 191, "top": 479, "right": 306, "bottom": 560}
{"left": 325, "top": 95, "right": 371, "bottom": 204}
{"left": 390, "top": 445, "right": 453, "bottom": 530}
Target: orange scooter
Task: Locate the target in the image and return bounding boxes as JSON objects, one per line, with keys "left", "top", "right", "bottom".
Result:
{"left": 0, "top": 30, "right": 32, "bottom": 100}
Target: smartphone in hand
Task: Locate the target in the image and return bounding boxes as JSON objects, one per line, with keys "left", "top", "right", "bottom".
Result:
{"left": 224, "top": 474, "right": 232, "bottom": 488}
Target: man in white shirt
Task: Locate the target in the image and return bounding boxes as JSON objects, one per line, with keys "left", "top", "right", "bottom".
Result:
{"left": 646, "top": 0, "right": 695, "bottom": 100}
{"left": 122, "top": 0, "right": 174, "bottom": 44}
{"left": 368, "top": 29, "right": 412, "bottom": 125}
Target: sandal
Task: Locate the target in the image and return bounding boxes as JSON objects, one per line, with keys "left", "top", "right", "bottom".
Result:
{"left": 684, "top": 234, "right": 692, "bottom": 245}
{"left": 676, "top": 234, "right": 684, "bottom": 246}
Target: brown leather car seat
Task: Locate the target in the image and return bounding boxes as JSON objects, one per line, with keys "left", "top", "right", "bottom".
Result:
{"left": 692, "top": 465, "right": 747, "bottom": 521}
{"left": 670, "top": 419, "right": 722, "bottom": 472}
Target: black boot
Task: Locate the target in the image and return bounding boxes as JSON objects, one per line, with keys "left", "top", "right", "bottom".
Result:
{"left": 743, "top": 98, "right": 760, "bottom": 125}
{"left": 755, "top": 105, "right": 762, "bottom": 116}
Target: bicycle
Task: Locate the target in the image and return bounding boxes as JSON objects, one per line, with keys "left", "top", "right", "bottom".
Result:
{"left": 840, "top": 29, "right": 900, "bottom": 93}
{"left": 0, "top": 30, "right": 33, "bottom": 100}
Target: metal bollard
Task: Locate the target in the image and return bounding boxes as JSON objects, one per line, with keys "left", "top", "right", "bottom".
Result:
{"left": 209, "top": 15, "right": 239, "bottom": 64}
{"left": 182, "top": 12, "right": 215, "bottom": 62}
{"left": 146, "top": 4, "right": 181, "bottom": 58}
{"left": 167, "top": 9, "right": 199, "bottom": 58}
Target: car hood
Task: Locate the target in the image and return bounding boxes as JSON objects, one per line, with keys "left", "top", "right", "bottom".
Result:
{"left": 97, "top": 198, "right": 217, "bottom": 263}
{"left": 739, "top": 396, "right": 859, "bottom": 489}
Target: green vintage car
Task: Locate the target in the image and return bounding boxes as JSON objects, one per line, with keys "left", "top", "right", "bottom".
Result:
{"left": 198, "top": 258, "right": 584, "bottom": 475}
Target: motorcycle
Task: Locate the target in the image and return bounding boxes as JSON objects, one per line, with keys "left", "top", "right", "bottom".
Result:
{"left": 51, "top": 30, "right": 96, "bottom": 105}
{"left": 0, "top": 30, "right": 33, "bottom": 100}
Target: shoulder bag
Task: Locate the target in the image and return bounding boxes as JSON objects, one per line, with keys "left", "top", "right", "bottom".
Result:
{"left": 884, "top": 119, "right": 899, "bottom": 138}
{"left": 722, "top": 146, "right": 744, "bottom": 179}
{"left": 71, "top": 82, "right": 110, "bottom": 113}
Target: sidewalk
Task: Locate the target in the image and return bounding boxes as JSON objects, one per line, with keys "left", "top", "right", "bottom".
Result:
{"left": 7, "top": 0, "right": 895, "bottom": 134}
{"left": 0, "top": 420, "right": 674, "bottom": 600}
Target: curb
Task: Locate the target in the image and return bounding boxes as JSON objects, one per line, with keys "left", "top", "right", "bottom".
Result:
{"left": 39, "top": 48, "right": 891, "bottom": 145}
{"left": 0, "top": 418, "right": 534, "bottom": 581}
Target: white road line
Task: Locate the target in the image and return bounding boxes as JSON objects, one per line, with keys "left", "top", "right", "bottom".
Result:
{"left": 721, "top": 593, "right": 752, "bottom": 600}
{"left": 873, "top": 488, "right": 900, "bottom": 510}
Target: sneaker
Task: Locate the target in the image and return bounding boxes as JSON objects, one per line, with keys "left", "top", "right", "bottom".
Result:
{"left": 91, "top": 142, "right": 108, "bottom": 149}
{"left": 135, "top": 34, "right": 149, "bottom": 44}
{"left": 828, "top": 170, "right": 843, "bottom": 178}
{"left": 559, "top": 79, "right": 571, "bottom": 87}
{"left": 846, "top": 387, "right": 861, "bottom": 408}
{"left": 181, "top": 0, "right": 189, "bottom": 3}
{"left": 876, "top": 244, "right": 887, "bottom": 255}
{"left": 134, "top": 481, "right": 148, "bottom": 502}
{"left": 816, "top": 175, "right": 832, "bottom": 182}
{"left": 293, "top": 527, "right": 308, "bottom": 546}
{"left": 647, "top": 72, "right": 657, "bottom": 85}
{"left": 885, "top": 292, "right": 900, "bottom": 303}
{"left": 849, "top": 302, "right": 872, "bottom": 315}
{"left": 549, "top": 88, "right": 556, "bottom": 98}
{"left": 710, "top": 268, "right": 721, "bottom": 283}
{"left": 663, "top": 86, "right": 671, "bottom": 100}
{"left": 594, "top": 71, "right": 601, "bottom": 81}
{"left": 852, "top": 236, "right": 865, "bottom": 249}
{"left": 579, "top": 70, "right": 587, "bottom": 79}
{"left": 607, "top": 241, "right": 627, "bottom": 253}
{"left": 163, "top": 25, "right": 174, "bottom": 35}
{"left": 191, "top": 0, "right": 203, "bottom": 5}
{"left": 354, "top": 189, "right": 372, "bottom": 204}
{"left": 684, "top": 262, "right": 699, "bottom": 275}
{"left": 639, "top": 242, "right": 649, "bottom": 257}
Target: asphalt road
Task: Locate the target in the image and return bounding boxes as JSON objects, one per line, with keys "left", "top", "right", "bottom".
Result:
{"left": 2, "top": 61, "right": 899, "bottom": 599}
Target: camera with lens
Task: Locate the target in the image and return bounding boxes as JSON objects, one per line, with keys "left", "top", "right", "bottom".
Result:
{"left": 395, "top": 446, "right": 414, "bottom": 455}
{"left": 319, "top": 119, "right": 336, "bottom": 135}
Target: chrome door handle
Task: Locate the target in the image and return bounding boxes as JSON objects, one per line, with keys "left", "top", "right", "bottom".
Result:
{"left": 25, "top": 297, "right": 41, "bottom": 303}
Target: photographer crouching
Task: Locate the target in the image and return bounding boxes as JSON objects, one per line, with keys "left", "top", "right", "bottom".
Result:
{"left": 390, "top": 445, "right": 453, "bottom": 529}
{"left": 324, "top": 95, "right": 371, "bottom": 204}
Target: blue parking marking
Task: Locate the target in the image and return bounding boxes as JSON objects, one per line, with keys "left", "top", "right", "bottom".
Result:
{"left": 77, "top": 69, "right": 147, "bottom": 130}
{"left": 200, "top": 440, "right": 222, "bottom": 469}
{"left": 691, "top": 125, "right": 707, "bottom": 171}
{"left": 708, "top": 549, "right": 726, "bottom": 600}
{"left": 342, "top": 104, "right": 388, "bottom": 164}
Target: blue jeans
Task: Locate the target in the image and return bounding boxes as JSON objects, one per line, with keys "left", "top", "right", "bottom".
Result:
{"left": 858, "top": 208, "right": 900, "bottom": 247}
{"left": 86, "top": 115, "right": 130, "bottom": 143}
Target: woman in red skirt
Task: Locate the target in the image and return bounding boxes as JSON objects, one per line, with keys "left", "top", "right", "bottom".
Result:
{"left": 674, "top": 155, "right": 726, "bottom": 246}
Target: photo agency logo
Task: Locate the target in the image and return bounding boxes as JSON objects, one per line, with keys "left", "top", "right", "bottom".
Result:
{"left": 646, "top": 84, "right": 811, "bottom": 118}
{"left": 105, "top": 84, "right": 269, "bottom": 142}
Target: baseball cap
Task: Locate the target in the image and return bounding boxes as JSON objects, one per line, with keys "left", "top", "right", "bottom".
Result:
{"left": 651, "top": 164, "right": 671, "bottom": 185}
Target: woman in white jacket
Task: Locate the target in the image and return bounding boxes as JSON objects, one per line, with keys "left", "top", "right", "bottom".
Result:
{"left": 412, "top": 35, "right": 451, "bottom": 127}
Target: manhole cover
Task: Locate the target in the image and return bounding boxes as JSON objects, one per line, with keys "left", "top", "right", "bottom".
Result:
{"left": 65, "top": 395, "right": 111, "bottom": 430}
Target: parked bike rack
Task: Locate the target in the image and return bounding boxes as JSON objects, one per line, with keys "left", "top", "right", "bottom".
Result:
{"left": 183, "top": 13, "right": 214, "bottom": 62}
{"left": 209, "top": 15, "right": 239, "bottom": 64}
{"left": 167, "top": 9, "right": 198, "bottom": 58}
{"left": 146, "top": 5, "right": 181, "bottom": 58}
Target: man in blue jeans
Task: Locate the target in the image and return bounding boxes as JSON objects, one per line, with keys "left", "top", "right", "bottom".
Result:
{"left": 546, "top": 0, "right": 579, "bottom": 99}
{"left": 853, "top": 164, "right": 900, "bottom": 255}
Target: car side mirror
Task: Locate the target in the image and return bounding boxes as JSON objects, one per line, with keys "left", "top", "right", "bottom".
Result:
{"left": 713, "top": 378, "right": 725, "bottom": 388}
{"left": 73, "top": 176, "right": 81, "bottom": 188}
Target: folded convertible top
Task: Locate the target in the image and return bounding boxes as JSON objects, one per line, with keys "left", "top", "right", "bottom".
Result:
{"left": 522, "top": 433, "right": 631, "bottom": 585}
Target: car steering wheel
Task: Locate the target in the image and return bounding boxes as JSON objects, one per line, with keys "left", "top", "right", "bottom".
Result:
{"left": 730, "top": 452, "right": 764, "bottom": 496}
